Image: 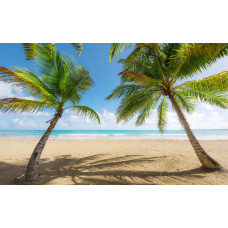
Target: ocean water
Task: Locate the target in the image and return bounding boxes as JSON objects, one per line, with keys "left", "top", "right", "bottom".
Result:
{"left": 0, "top": 129, "right": 227, "bottom": 140}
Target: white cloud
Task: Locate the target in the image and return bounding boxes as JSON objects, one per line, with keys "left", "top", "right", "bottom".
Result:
{"left": 58, "top": 120, "right": 69, "bottom": 127}
{"left": 202, "top": 103, "right": 213, "bottom": 111}
{"left": 21, "top": 111, "right": 51, "bottom": 117}
{"left": 13, "top": 118, "right": 38, "bottom": 128}
{"left": 101, "top": 109, "right": 115, "bottom": 121}
{"left": 209, "top": 111, "right": 224, "bottom": 122}
{"left": 57, "top": 107, "right": 228, "bottom": 130}
{"left": 0, "top": 82, "right": 15, "bottom": 98}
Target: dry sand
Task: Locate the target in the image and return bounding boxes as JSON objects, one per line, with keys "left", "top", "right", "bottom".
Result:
{"left": 0, "top": 139, "right": 228, "bottom": 185}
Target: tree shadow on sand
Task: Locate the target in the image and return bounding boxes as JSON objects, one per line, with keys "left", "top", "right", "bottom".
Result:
{"left": 0, "top": 154, "right": 226, "bottom": 185}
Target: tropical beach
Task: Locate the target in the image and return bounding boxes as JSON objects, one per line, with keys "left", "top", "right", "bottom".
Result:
{"left": 0, "top": 139, "right": 228, "bottom": 185}
{"left": 0, "top": 43, "right": 228, "bottom": 184}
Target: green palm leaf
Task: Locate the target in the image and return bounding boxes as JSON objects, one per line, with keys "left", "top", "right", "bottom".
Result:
{"left": 169, "top": 43, "right": 228, "bottom": 84}
{"left": 116, "top": 91, "right": 159, "bottom": 123}
{"left": 64, "top": 65, "right": 93, "bottom": 104}
{"left": 0, "top": 98, "right": 52, "bottom": 113}
{"left": 136, "top": 94, "right": 160, "bottom": 126}
{"left": 173, "top": 90, "right": 196, "bottom": 113}
{"left": 157, "top": 97, "right": 168, "bottom": 133}
{"left": 106, "top": 84, "right": 149, "bottom": 100}
{"left": 71, "top": 43, "right": 83, "bottom": 56}
{"left": 178, "top": 89, "right": 228, "bottom": 109}
{"left": 22, "top": 43, "right": 40, "bottom": 60}
{"left": 109, "top": 43, "right": 134, "bottom": 62}
{"left": 71, "top": 106, "right": 100, "bottom": 123}
{"left": 0, "top": 67, "right": 56, "bottom": 101}
{"left": 119, "top": 70, "right": 161, "bottom": 86}
{"left": 177, "top": 70, "right": 228, "bottom": 92}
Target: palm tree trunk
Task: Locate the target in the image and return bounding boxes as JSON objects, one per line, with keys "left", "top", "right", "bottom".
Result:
{"left": 25, "top": 108, "right": 63, "bottom": 182}
{"left": 169, "top": 94, "right": 221, "bottom": 169}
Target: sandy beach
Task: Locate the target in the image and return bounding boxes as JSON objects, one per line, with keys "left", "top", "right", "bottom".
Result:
{"left": 0, "top": 139, "right": 228, "bottom": 185}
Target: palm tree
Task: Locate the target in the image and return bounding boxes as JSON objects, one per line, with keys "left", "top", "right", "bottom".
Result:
{"left": 0, "top": 44, "right": 100, "bottom": 182}
{"left": 107, "top": 43, "right": 228, "bottom": 169}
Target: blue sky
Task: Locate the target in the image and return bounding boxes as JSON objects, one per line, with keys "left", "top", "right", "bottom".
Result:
{"left": 0, "top": 43, "right": 228, "bottom": 130}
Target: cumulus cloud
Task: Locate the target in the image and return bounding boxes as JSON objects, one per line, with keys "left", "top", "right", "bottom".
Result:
{"left": 55, "top": 107, "right": 228, "bottom": 131}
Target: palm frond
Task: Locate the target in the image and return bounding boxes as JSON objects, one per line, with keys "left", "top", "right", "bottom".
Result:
{"left": 64, "top": 65, "right": 93, "bottom": 104}
{"left": 36, "top": 43, "right": 57, "bottom": 76}
{"left": 22, "top": 43, "right": 40, "bottom": 60}
{"left": 178, "top": 89, "right": 228, "bottom": 109}
{"left": 71, "top": 105, "right": 100, "bottom": 123}
{"left": 54, "top": 52, "right": 69, "bottom": 97}
{"left": 22, "top": 43, "right": 56, "bottom": 63}
{"left": 119, "top": 70, "right": 161, "bottom": 86}
{"left": 0, "top": 67, "right": 56, "bottom": 101}
{"left": 187, "top": 43, "right": 228, "bottom": 58}
{"left": 116, "top": 91, "right": 159, "bottom": 123}
{"left": 169, "top": 43, "right": 228, "bottom": 83}
{"left": 118, "top": 46, "right": 146, "bottom": 70}
{"left": 106, "top": 84, "right": 149, "bottom": 100}
{"left": 157, "top": 97, "right": 168, "bottom": 133}
{"left": 176, "top": 71, "right": 228, "bottom": 92}
{"left": 161, "top": 43, "right": 182, "bottom": 68}
{"left": 119, "top": 44, "right": 168, "bottom": 83}
{"left": 136, "top": 94, "right": 160, "bottom": 126}
{"left": 109, "top": 43, "right": 134, "bottom": 62}
{"left": 137, "top": 43, "right": 167, "bottom": 60}
{"left": 0, "top": 98, "right": 53, "bottom": 113}
{"left": 173, "top": 90, "right": 196, "bottom": 113}
{"left": 71, "top": 43, "right": 83, "bottom": 56}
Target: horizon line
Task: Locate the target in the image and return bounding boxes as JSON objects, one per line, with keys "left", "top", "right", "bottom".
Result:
{"left": 0, "top": 129, "right": 227, "bottom": 131}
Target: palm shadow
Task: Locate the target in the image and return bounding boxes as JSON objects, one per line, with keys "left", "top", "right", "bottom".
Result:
{"left": 1, "top": 153, "right": 225, "bottom": 185}
{"left": 36, "top": 154, "right": 223, "bottom": 185}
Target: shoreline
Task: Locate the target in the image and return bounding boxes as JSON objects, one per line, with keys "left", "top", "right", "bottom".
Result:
{"left": 1, "top": 137, "right": 228, "bottom": 141}
{"left": 1, "top": 138, "right": 228, "bottom": 141}
{"left": 0, "top": 129, "right": 227, "bottom": 141}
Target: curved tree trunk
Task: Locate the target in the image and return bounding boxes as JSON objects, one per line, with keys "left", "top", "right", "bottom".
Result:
{"left": 169, "top": 94, "right": 221, "bottom": 169}
{"left": 25, "top": 108, "right": 63, "bottom": 182}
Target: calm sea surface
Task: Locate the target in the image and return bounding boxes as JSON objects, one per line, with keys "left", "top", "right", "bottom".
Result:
{"left": 0, "top": 130, "right": 227, "bottom": 140}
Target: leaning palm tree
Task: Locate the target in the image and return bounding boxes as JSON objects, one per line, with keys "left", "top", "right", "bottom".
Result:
{"left": 107, "top": 43, "right": 228, "bottom": 169}
{"left": 0, "top": 44, "right": 100, "bottom": 182}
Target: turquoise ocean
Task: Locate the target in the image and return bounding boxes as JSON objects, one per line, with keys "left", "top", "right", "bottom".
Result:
{"left": 0, "top": 129, "right": 227, "bottom": 140}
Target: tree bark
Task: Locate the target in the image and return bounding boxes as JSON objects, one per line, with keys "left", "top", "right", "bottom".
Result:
{"left": 25, "top": 108, "right": 63, "bottom": 182}
{"left": 169, "top": 94, "right": 221, "bottom": 169}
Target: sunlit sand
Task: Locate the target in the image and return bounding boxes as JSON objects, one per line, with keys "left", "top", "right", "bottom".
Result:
{"left": 0, "top": 139, "right": 227, "bottom": 185}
